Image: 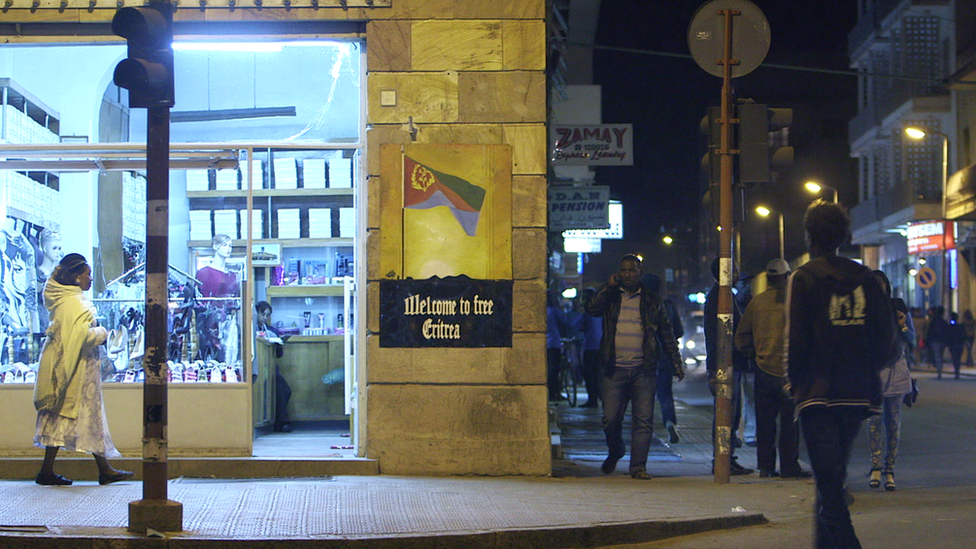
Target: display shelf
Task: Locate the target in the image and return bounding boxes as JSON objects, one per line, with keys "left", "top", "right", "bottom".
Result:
{"left": 187, "top": 188, "right": 355, "bottom": 199}
{"left": 189, "top": 237, "right": 353, "bottom": 248}
{"left": 286, "top": 335, "right": 346, "bottom": 343}
{"left": 267, "top": 284, "right": 350, "bottom": 298}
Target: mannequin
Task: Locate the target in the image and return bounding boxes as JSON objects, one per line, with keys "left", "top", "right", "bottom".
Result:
{"left": 35, "top": 229, "right": 62, "bottom": 336}
{"left": 36, "top": 229, "right": 62, "bottom": 282}
{"left": 194, "top": 234, "right": 240, "bottom": 364}
{"left": 196, "top": 234, "right": 240, "bottom": 298}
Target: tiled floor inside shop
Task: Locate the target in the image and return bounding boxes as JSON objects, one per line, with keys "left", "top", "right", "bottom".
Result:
{"left": 251, "top": 421, "right": 357, "bottom": 458}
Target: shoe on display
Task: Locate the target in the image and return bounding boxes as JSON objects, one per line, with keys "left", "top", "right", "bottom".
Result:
{"left": 36, "top": 473, "right": 73, "bottom": 486}
{"left": 630, "top": 469, "right": 652, "bottom": 480}
{"left": 129, "top": 328, "right": 145, "bottom": 361}
{"left": 759, "top": 469, "right": 780, "bottom": 478}
{"left": 666, "top": 422, "right": 680, "bottom": 444}
{"left": 601, "top": 454, "right": 622, "bottom": 475}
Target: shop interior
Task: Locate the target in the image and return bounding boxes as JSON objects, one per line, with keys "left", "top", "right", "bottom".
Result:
{"left": 0, "top": 38, "right": 364, "bottom": 458}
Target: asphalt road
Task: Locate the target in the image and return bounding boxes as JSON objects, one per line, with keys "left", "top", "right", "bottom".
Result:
{"left": 612, "top": 368, "right": 976, "bottom": 549}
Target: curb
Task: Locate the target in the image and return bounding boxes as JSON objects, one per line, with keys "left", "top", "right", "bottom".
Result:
{"left": 0, "top": 513, "right": 767, "bottom": 549}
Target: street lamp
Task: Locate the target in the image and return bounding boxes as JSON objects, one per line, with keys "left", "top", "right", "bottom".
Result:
{"left": 804, "top": 181, "right": 838, "bottom": 203}
{"left": 663, "top": 235, "right": 673, "bottom": 245}
{"left": 755, "top": 205, "right": 785, "bottom": 260}
{"left": 905, "top": 126, "right": 950, "bottom": 309}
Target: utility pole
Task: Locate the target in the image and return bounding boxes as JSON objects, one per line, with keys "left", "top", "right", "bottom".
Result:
{"left": 688, "top": 0, "right": 770, "bottom": 484}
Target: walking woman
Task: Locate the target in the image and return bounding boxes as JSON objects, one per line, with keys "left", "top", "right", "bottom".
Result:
{"left": 33, "top": 253, "right": 132, "bottom": 486}
{"left": 867, "top": 270, "right": 914, "bottom": 491}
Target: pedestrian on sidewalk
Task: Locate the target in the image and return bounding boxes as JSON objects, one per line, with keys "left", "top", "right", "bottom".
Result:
{"left": 579, "top": 287, "right": 603, "bottom": 408}
{"left": 587, "top": 254, "right": 684, "bottom": 480}
{"left": 925, "top": 306, "right": 949, "bottom": 379}
{"left": 735, "top": 258, "right": 810, "bottom": 480}
{"left": 948, "top": 311, "right": 966, "bottom": 380}
{"left": 961, "top": 309, "right": 975, "bottom": 368}
{"left": 866, "top": 270, "right": 914, "bottom": 492}
{"left": 704, "top": 257, "right": 753, "bottom": 475}
{"left": 547, "top": 288, "right": 569, "bottom": 401}
{"left": 642, "top": 272, "right": 684, "bottom": 443}
{"left": 734, "top": 275, "right": 758, "bottom": 448}
{"left": 786, "top": 201, "right": 896, "bottom": 549}
{"left": 32, "top": 253, "right": 133, "bottom": 486}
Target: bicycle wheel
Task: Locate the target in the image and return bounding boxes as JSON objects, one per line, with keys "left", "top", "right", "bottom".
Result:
{"left": 560, "top": 361, "right": 578, "bottom": 406}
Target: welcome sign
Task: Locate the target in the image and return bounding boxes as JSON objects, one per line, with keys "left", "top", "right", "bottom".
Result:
{"left": 379, "top": 276, "right": 513, "bottom": 347}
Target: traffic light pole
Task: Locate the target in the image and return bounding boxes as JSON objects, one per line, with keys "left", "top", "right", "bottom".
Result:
{"left": 713, "top": 6, "right": 737, "bottom": 485}
{"left": 128, "top": 103, "right": 183, "bottom": 535}
{"left": 112, "top": 0, "right": 182, "bottom": 533}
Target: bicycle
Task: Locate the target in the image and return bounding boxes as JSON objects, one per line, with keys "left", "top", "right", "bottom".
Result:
{"left": 559, "top": 337, "right": 581, "bottom": 406}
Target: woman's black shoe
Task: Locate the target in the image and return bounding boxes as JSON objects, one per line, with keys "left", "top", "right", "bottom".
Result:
{"left": 36, "top": 473, "right": 73, "bottom": 486}
{"left": 99, "top": 470, "right": 134, "bottom": 485}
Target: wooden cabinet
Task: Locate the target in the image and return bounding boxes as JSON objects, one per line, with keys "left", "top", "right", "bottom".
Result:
{"left": 254, "top": 335, "right": 347, "bottom": 426}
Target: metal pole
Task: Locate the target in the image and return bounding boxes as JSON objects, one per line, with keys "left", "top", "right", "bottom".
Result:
{"left": 128, "top": 102, "right": 183, "bottom": 533}
{"left": 714, "top": 6, "right": 739, "bottom": 485}
{"left": 142, "top": 105, "right": 170, "bottom": 502}
{"left": 778, "top": 212, "right": 785, "bottom": 260}
{"left": 941, "top": 135, "right": 949, "bottom": 311}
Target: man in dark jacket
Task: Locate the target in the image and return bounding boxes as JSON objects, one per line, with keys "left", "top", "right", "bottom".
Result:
{"left": 586, "top": 254, "right": 684, "bottom": 480}
{"left": 787, "top": 201, "right": 895, "bottom": 549}
{"left": 643, "top": 272, "right": 684, "bottom": 443}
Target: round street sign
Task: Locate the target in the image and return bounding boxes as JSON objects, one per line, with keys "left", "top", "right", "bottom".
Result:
{"left": 917, "top": 266, "right": 936, "bottom": 289}
{"left": 687, "top": 0, "right": 771, "bottom": 78}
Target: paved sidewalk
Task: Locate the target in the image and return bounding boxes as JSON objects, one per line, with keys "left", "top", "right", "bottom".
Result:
{"left": 0, "top": 392, "right": 814, "bottom": 548}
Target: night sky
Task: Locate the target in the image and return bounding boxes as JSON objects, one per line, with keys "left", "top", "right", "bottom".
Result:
{"left": 592, "top": 0, "right": 858, "bottom": 248}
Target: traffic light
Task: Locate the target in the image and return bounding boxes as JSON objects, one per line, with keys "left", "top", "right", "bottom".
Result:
{"left": 112, "top": 2, "right": 174, "bottom": 109}
{"left": 700, "top": 106, "right": 721, "bottom": 185}
{"left": 737, "top": 103, "right": 793, "bottom": 185}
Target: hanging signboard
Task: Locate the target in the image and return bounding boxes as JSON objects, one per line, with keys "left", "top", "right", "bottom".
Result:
{"left": 379, "top": 276, "right": 513, "bottom": 348}
{"left": 562, "top": 201, "right": 623, "bottom": 240}
{"left": 551, "top": 124, "right": 633, "bottom": 165}
{"left": 907, "top": 220, "right": 955, "bottom": 254}
{"left": 548, "top": 185, "right": 611, "bottom": 231}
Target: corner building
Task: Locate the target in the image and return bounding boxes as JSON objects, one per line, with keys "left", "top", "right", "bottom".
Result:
{"left": 0, "top": 0, "right": 550, "bottom": 476}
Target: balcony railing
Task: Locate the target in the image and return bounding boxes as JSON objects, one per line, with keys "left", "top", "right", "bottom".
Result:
{"left": 848, "top": 12, "right": 878, "bottom": 58}
{"left": 851, "top": 178, "right": 939, "bottom": 240}
{"left": 848, "top": 104, "right": 879, "bottom": 144}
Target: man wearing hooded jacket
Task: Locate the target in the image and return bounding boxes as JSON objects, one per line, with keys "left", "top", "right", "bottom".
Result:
{"left": 786, "top": 201, "right": 896, "bottom": 548}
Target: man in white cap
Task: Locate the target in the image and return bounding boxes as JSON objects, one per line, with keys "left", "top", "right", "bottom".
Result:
{"left": 735, "top": 258, "right": 811, "bottom": 479}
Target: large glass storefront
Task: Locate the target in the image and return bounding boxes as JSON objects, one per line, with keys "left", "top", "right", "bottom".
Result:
{"left": 0, "top": 38, "right": 365, "bottom": 457}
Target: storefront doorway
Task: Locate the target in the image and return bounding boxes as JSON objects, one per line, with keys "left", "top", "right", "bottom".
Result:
{"left": 0, "top": 37, "right": 366, "bottom": 459}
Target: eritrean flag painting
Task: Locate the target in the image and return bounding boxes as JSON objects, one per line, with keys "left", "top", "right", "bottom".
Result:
{"left": 403, "top": 156, "right": 486, "bottom": 237}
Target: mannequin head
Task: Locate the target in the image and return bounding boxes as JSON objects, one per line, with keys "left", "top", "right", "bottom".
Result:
{"left": 212, "top": 234, "right": 233, "bottom": 258}
{"left": 38, "top": 229, "right": 63, "bottom": 268}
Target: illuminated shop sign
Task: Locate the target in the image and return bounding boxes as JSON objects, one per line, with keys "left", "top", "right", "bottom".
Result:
{"left": 907, "top": 220, "right": 955, "bottom": 254}
{"left": 562, "top": 201, "right": 623, "bottom": 240}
